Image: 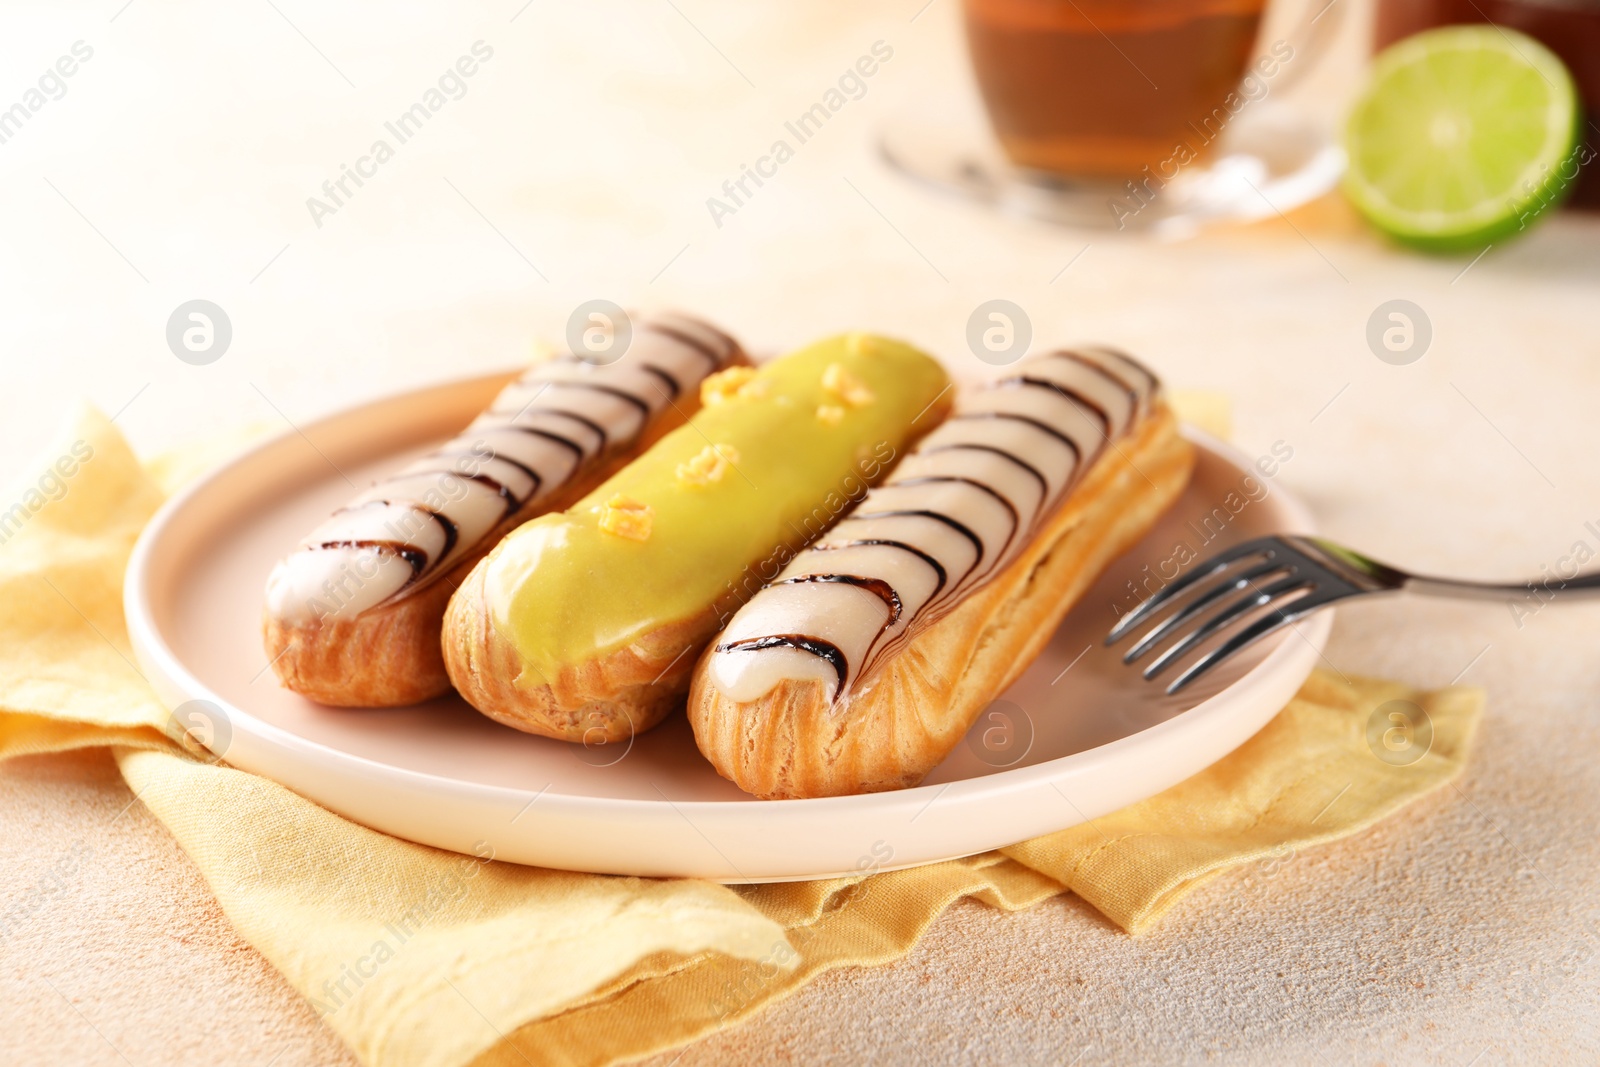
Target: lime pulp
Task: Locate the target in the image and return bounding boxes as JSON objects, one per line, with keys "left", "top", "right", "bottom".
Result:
{"left": 1343, "top": 26, "right": 1581, "bottom": 254}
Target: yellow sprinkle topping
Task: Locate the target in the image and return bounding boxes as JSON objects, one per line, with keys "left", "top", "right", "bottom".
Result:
{"left": 676, "top": 444, "right": 739, "bottom": 487}
{"left": 597, "top": 494, "right": 654, "bottom": 541}
{"left": 700, "top": 366, "right": 761, "bottom": 406}
{"left": 816, "top": 404, "right": 845, "bottom": 425}
{"left": 846, "top": 333, "right": 879, "bottom": 357}
{"left": 822, "top": 363, "right": 875, "bottom": 407}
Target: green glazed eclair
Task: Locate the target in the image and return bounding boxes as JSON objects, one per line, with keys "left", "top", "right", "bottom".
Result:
{"left": 441, "top": 333, "right": 952, "bottom": 742}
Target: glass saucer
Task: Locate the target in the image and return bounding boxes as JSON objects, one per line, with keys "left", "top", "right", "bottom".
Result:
{"left": 879, "top": 90, "right": 1346, "bottom": 239}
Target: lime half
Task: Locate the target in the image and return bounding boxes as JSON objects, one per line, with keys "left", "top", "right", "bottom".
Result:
{"left": 1343, "top": 26, "right": 1580, "bottom": 253}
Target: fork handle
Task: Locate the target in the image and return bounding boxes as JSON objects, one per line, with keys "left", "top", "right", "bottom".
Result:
{"left": 1404, "top": 572, "right": 1600, "bottom": 601}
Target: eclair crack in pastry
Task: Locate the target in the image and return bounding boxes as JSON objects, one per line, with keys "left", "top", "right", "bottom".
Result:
{"left": 263, "top": 311, "right": 746, "bottom": 707}
{"left": 441, "top": 333, "right": 953, "bottom": 743}
{"left": 687, "top": 347, "right": 1196, "bottom": 798}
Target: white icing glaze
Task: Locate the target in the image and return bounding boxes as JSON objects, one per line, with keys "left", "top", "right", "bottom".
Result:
{"left": 707, "top": 347, "right": 1160, "bottom": 704}
{"left": 265, "top": 311, "right": 741, "bottom": 625}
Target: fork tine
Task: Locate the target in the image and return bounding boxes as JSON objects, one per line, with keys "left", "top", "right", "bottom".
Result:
{"left": 1165, "top": 594, "right": 1332, "bottom": 694}
{"left": 1106, "top": 537, "right": 1282, "bottom": 645}
{"left": 1141, "top": 575, "right": 1310, "bottom": 681}
{"left": 1121, "top": 559, "right": 1288, "bottom": 664}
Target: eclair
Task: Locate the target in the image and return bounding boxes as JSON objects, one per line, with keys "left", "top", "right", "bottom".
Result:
{"left": 263, "top": 311, "right": 746, "bottom": 707}
{"left": 441, "top": 334, "right": 952, "bottom": 743}
{"left": 688, "top": 347, "right": 1196, "bottom": 798}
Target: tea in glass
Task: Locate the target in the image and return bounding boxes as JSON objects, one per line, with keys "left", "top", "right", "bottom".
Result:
{"left": 964, "top": 0, "right": 1275, "bottom": 180}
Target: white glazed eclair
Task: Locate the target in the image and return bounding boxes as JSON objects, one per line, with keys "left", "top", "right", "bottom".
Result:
{"left": 687, "top": 347, "right": 1195, "bottom": 798}
{"left": 263, "top": 311, "right": 745, "bottom": 706}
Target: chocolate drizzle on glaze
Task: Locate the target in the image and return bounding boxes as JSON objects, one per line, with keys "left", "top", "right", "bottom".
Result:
{"left": 994, "top": 375, "right": 1113, "bottom": 435}
{"left": 813, "top": 540, "right": 947, "bottom": 602}
{"left": 425, "top": 508, "right": 460, "bottom": 560}
{"left": 890, "top": 476, "right": 1019, "bottom": 551}
{"left": 853, "top": 509, "right": 987, "bottom": 570}
{"left": 267, "top": 312, "right": 742, "bottom": 621}
{"left": 1069, "top": 347, "right": 1157, "bottom": 415}
{"left": 440, "top": 451, "right": 544, "bottom": 493}
{"left": 318, "top": 539, "right": 428, "bottom": 579}
{"left": 505, "top": 425, "right": 588, "bottom": 462}
{"left": 1058, "top": 349, "right": 1140, "bottom": 416}
{"left": 949, "top": 411, "right": 1083, "bottom": 458}
{"left": 507, "top": 407, "right": 612, "bottom": 451}
{"left": 559, "top": 381, "right": 654, "bottom": 419}
{"left": 639, "top": 364, "right": 682, "bottom": 399}
{"left": 716, "top": 634, "right": 850, "bottom": 692}
{"left": 426, "top": 508, "right": 460, "bottom": 561}
{"left": 331, "top": 499, "right": 462, "bottom": 565}
{"left": 639, "top": 320, "right": 725, "bottom": 370}
{"left": 922, "top": 443, "right": 1047, "bottom": 504}
{"left": 465, "top": 473, "right": 521, "bottom": 519}
{"left": 707, "top": 348, "right": 1161, "bottom": 705}
{"left": 774, "top": 573, "right": 903, "bottom": 628}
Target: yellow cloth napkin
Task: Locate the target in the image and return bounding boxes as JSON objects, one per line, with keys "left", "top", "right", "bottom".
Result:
{"left": 0, "top": 406, "right": 1483, "bottom": 1067}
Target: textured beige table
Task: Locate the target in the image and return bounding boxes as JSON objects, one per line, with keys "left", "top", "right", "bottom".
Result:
{"left": 4, "top": 1, "right": 1600, "bottom": 1063}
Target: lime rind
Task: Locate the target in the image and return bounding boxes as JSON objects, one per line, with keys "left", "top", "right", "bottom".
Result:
{"left": 1343, "top": 26, "right": 1580, "bottom": 253}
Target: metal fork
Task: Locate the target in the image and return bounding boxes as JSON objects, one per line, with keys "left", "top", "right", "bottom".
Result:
{"left": 1106, "top": 534, "right": 1600, "bottom": 694}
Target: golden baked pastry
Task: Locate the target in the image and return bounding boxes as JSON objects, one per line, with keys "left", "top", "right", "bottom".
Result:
{"left": 262, "top": 312, "right": 745, "bottom": 706}
{"left": 688, "top": 347, "right": 1195, "bottom": 798}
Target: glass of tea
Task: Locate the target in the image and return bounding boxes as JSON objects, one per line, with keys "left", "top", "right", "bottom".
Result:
{"left": 963, "top": 0, "right": 1321, "bottom": 182}
{"left": 879, "top": 0, "right": 1343, "bottom": 230}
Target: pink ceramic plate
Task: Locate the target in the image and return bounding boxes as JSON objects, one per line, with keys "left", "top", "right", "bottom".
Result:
{"left": 125, "top": 371, "right": 1329, "bottom": 881}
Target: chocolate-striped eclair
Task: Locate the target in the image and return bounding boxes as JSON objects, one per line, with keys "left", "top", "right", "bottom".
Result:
{"left": 263, "top": 311, "right": 745, "bottom": 707}
{"left": 688, "top": 347, "right": 1195, "bottom": 798}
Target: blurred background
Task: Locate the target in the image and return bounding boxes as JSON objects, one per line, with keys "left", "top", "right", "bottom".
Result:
{"left": 1, "top": 0, "right": 1595, "bottom": 581}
